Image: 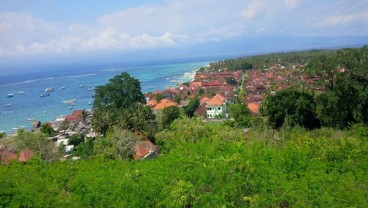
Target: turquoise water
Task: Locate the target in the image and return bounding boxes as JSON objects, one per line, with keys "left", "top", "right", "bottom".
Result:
{"left": 0, "top": 60, "right": 210, "bottom": 133}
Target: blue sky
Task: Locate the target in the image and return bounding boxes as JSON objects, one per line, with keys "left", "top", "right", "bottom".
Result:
{"left": 0, "top": 0, "right": 367, "bottom": 66}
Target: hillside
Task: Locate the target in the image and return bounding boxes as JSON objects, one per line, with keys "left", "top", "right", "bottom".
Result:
{"left": 1, "top": 120, "right": 367, "bottom": 207}
{"left": 1, "top": 46, "right": 368, "bottom": 207}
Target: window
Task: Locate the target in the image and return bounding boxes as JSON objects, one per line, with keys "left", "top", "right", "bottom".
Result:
{"left": 218, "top": 107, "right": 221, "bottom": 111}
{"left": 207, "top": 107, "right": 212, "bottom": 111}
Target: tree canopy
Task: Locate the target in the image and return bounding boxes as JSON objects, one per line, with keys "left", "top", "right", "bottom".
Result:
{"left": 92, "top": 72, "right": 154, "bottom": 135}
{"left": 265, "top": 88, "right": 320, "bottom": 129}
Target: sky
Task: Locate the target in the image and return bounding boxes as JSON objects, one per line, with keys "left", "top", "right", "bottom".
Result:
{"left": 0, "top": 0, "right": 368, "bottom": 69}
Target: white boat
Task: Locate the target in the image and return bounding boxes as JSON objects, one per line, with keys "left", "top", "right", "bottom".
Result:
{"left": 12, "top": 127, "right": 18, "bottom": 131}
{"left": 18, "top": 91, "right": 25, "bottom": 94}
{"left": 4, "top": 103, "right": 11, "bottom": 108}
{"left": 7, "top": 94, "right": 14, "bottom": 98}
{"left": 63, "top": 99, "right": 77, "bottom": 104}
{"left": 79, "top": 84, "right": 84, "bottom": 88}
{"left": 40, "top": 93, "right": 50, "bottom": 97}
{"left": 60, "top": 86, "right": 65, "bottom": 90}
{"left": 87, "top": 87, "right": 94, "bottom": 91}
{"left": 68, "top": 107, "right": 73, "bottom": 110}
{"left": 88, "top": 102, "right": 92, "bottom": 105}
{"left": 44, "top": 87, "right": 54, "bottom": 92}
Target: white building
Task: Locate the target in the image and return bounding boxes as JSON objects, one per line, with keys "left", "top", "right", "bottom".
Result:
{"left": 206, "top": 94, "right": 226, "bottom": 118}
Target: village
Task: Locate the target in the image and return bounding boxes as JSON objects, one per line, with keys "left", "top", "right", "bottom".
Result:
{"left": 1, "top": 64, "right": 322, "bottom": 164}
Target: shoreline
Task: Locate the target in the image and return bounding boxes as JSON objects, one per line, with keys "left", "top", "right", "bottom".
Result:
{"left": 0, "top": 61, "right": 210, "bottom": 134}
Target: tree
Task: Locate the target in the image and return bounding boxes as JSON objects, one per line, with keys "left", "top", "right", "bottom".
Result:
{"left": 265, "top": 89, "right": 320, "bottom": 129}
{"left": 183, "top": 97, "right": 200, "bottom": 118}
{"left": 68, "top": 134, "right": 85, "bottom": 146}
{"left": 93, "top": 129, "right": 142, "bottom": 160}
{"left": 227, "top": 103, "right": 252, "bottom": 128}
{"left": 93, "top": 72, "right": 145, "bottom": 111}
{"left": 41, "top": 123, "right": 55, "bottom": 136}
{"left": 92, "top": 73, "right": 150, "bottom": 134}
{"left": 161, "top": 106, "right": 180, "bottom": 129}
{"left": 117, "top": 104, "right": 157, "bottom": 137}
{"left": 156, "top": 94, "right": 164, "bottom": 102}
{"left": 14, "top": 131, "right": 63, "bottom": 162}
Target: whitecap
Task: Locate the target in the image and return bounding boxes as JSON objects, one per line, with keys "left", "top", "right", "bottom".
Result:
{"left": 68, "top": 73, "right": 97, "bottom": 78}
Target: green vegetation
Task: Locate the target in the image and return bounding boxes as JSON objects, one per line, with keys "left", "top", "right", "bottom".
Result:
{"left": 92, "top": 72, "right": 154, "bottom": 135}
{"left": 183, "top": 97, "right": 200, "bottom": 118}
{"left": 1, "top": 46, "right": 368, "bottom": 207}
{"left": 203, "top": 49, "right": 338, "bottom": 72}
{"left": 265, "top": 88, "right": 320, "bottom": 129}
{"left": 1, "top": 120, "right": 367, "bottom": 207}
{"left": 226, "top": 103, "right": 253, "bottom": 128}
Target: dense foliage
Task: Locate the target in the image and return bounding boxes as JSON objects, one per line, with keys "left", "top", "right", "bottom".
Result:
{"left": 203, "top": 49, "right": 336, "bottom": 72}
{"left": 1, "top": 120, "right": 367, "bottom": 207}
{"left": 265, "top": 88, "right": 320, "bottom": 129}
{"left": 92, "top": 72, "right": 154, "bottom": 135}
{"left": 227, "top": 103, "right": 253, "bottom": 128}
{"left": 308, "top": 46, "right": 368, "bottom": 128}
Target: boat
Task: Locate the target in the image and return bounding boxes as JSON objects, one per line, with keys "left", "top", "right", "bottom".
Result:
{"left": 60, "top": 86, "right": 65, "bottom": 90}
{"left": 44, "top": 87, "right": 54, "bottom": 92}
{"left": 88, "top": 102, "right": 92, "bottom": 105}
{"left": 7, "top": 94, "right": 14, "bottom": 98}
{"left": 40, "top": 93, "right": 50, "bottom": 97}
{"left": 12, "top": 127, "right": 18, "bottom": 131}
{"left": 87, "top": 87, "right": 94, "bottom": 91}
{"left": 68, "top": 107, "right": 73, "bottom": 110}
{"left": 18, "top": 91, "right": 25, "bottom": 94}
{"left": 43, "top": 110, "right": 47, "bottom": 114}
{"left": 4, "top": 103, "right": 11, "bottom": 108}
{"left": 79, "top": 84, "right": 84, "bottom": 88}
{"left": 63, "top": 99, "right": 77, "bottom": 104}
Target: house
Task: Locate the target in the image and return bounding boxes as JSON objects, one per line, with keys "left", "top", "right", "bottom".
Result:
{"left": 65, "top": 110, "right": 84, "bottom": 123}
{"left": 146, "top": 99, "right": 158, "bottom": 107}
{"left": 206, "top": 93, "right": 227, "bottom": 118}
{"left": 152, "top": 99, "right": 177, "bottom": 111}
{"left": 194, "top": 103, "right": 207, "bottom": 118}
{"left": 18, "top": 149, "right": 33, "bottom": 162}
{"left": 0, "top": 150, "right": 17, "bottom": 164}
{"left": 202, "top": 80, "right": 223, "bottom": 88}
{"left": 132, "top": 141, "right": 159, "bottom": 160}
{"left": 199, "top": 96, "right": 211, "bottom": 105}
{"left": 190, "top": 81, "right": 202, "bottom": 88}
{"left": 247, "top": 102, "right": 260, "bottom": 114}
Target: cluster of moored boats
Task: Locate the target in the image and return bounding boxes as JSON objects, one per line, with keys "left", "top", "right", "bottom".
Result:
{"left": 4, "top": 85, "right": 95, "bottom": 109}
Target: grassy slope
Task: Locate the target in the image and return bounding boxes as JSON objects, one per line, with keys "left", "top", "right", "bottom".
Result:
{"left": 1, "top": 120, "right": 367, "bottom": 207}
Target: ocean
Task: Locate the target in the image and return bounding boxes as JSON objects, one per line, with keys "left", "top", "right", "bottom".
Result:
{"left": 0, "top": 60, "right": 210, "bottom": 133}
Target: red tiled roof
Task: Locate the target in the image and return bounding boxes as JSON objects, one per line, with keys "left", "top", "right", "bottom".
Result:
{"left": 247, "top": 102, "right": 260, "bottom": 114}
{"left": 190, "top": 81, "right": 202, "bottom": 88}
{"left": 200, "top": 96, "right": 210, "bottom": 104}
{"left": 202, "top": 80, "right": 223, "bottom": 87}
{"left": 207, "top": 93, "right": 226, "bottom": 106}
{"left": 65, "top": 110, "right": 84, "bottom": 122}
{"left": 132, "top": 141, "right": 158, "bottom": 160}
{"left": 0, "top": 150, "right": 17, "bottom": 164}
{"left": 146, "top": 99, "right": 158, "bottom": 107}
{"left": 152, "top": 99, "right": 177, "bottom": 110}
{"left": 19, "top": 149, "right": 33, "bottom": 162}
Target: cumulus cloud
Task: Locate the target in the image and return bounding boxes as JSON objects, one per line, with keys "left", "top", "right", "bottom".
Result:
{"left": 241, "top": 0, "right": 266, "bottom": 19}
{"left": 0, "top": 0, "right": 367, "bottom": 58}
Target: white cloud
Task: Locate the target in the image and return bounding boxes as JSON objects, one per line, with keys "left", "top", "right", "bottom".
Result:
{"left": 241, "top": 0, "right": 266, "bottom": 19}
{"left": 0, "top": 0, "right": 367, "bottom": 58}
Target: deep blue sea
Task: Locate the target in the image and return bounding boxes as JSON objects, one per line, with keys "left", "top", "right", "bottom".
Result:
{"left": 0, "top": 60, "right": 210, "bottom": 133}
